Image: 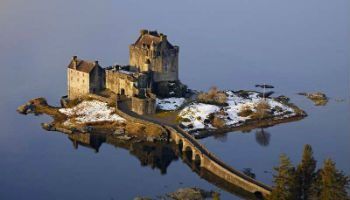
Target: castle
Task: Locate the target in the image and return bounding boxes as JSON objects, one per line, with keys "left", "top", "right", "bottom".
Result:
{"left": 67, "top": 29, "right": 187, "bottom": 114}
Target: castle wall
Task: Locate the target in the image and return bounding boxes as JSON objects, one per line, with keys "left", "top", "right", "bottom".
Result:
{"left": 105, "top": 70, "right": 139, "bottom": 97}
{"left": 67, "top": 68, "right": 90, "bottom": 99}
{"left": 131, "top": 96, "right": 156, "bottom": 115}
{"left": 129, "top": 45, "right": 179, "bottom": 83}
{"left": 89, "top": 66, "right": 105, "bottom": 93}
{"left": 154, "top": 46, "right": 179, "bottom": 82}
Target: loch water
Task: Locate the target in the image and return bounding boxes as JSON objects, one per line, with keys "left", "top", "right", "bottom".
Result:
{"left": 1, "top": 0, "right": 349, "bottom": 199}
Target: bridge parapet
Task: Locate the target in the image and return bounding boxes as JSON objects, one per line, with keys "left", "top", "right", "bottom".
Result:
{"left": 166, "top": 125, "right": 272, "bottom": 197}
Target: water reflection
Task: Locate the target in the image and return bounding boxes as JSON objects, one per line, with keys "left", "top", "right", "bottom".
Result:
{"left": 46, "top": 129, "right": 263, "bottom": 199}
{"left": 66, "top": 131, "right": 179, "bottom": 174}
{"left": 255, "top": 128, "right": 271, "bottom": 147}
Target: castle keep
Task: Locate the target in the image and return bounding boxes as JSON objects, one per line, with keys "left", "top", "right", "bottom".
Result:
{"left": 67, "top": 30, "right": 186, "bottom": 114}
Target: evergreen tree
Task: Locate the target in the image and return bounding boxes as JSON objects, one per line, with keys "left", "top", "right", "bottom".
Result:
{"left": 295, "top": 144, "right": 317, "bottom": 200}
{"left": 269, "top": 154, "right": 298, "bottom": 200}
{"left": 310, "top": 158, "right": 349, "bottom": 200}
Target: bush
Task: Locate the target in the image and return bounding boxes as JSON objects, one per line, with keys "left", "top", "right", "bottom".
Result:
{"left": 212, "top": 115, "right": 225, "bottom": 128}
{"left": 238, "top": 105, "right": 253, "bottom": 117}
{"left": 251, "top": 100, "right": 272, "bottom": 119}
{"left": 197, "top": 86, "right": 228, "bottom": 106}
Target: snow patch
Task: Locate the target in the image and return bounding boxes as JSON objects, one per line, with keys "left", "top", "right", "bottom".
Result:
{"left": 178, "top": 91, "right": 296, "bottom": 131}
{"left": 59, "top": 100, "right": 125, "bottom": 125}
{"left": 179, "top": 103, "right": 220, "bottom": 130}
{"left": 156, "top": 97, "right": 185, "bottom": 111}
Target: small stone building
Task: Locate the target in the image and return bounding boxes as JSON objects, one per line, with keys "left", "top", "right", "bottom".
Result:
{"left": 131, "top": 93, "right": 157, "bottom": 115}
{"left": 67, "top": 56, "right": 105, "bottom": 99}
{"left": 105, "top": 65, "right": 150, "bottom": 98}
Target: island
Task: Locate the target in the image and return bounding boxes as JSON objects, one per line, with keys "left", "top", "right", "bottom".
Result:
{"left": 18, "top": 29, "right": 307, "bottom": 199}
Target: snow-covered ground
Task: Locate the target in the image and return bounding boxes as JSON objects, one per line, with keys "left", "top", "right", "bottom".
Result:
{"left": 59, "top": 100, "right": 125, "bottom": 125}
{"left": 178, "top": 91, "right": 296, "bottom": 131}
{"left": 156, "top": 97, "right": 185, "bottom": 111}
{"left": 179, "top": 103, "right": 220, "bottom": 130}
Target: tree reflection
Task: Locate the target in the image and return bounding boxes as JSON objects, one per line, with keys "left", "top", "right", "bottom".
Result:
{"left": 255, "top": 128, "right": 271, "bottom": 147}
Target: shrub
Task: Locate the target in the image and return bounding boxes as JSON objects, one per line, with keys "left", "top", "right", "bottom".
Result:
{"left": 238, "top": 105, "right": 253, "bottom": 117}
{"left": 212, "top": 115, "right": 225, "bottom": 128}
{"left": 251, "top": 100, "right": 272, "bottom": 119}
{"left": 197, "top": 86, "right": 228, "bottom": 106}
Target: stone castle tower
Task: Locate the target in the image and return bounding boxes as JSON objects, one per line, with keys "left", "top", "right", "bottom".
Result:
{"left": 129, "top": 30, "right": 179, "bottom": 83}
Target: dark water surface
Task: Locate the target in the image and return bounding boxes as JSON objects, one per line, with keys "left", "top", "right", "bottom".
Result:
{"left": 1, "top": 0, "right": 349, "bottom": 199}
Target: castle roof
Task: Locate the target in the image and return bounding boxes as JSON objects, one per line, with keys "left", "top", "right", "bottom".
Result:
{"left": 133, "top": 30, "right": 175, "bottom": 49}
{"left": 68, "top": 57, "right": 101, "bottom": 73}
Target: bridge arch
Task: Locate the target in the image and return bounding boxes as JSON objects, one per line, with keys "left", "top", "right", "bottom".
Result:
{"left": 178, "top": 139, "right": 183, "bottom": 152}
{"left": 184, "top": 146, "right": 193, "bottom": 161}
{"left": 254, "top": 191, "right": 263, "bottom": 199}
{"left": 194, "top": 154, "right": 201, "bottom": 169}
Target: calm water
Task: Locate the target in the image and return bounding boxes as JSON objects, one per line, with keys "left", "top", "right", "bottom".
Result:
{"left": 1, "top": 0, "right": 349, "bottom": 199}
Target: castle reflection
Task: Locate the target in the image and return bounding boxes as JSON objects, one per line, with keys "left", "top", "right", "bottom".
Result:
{"left": 54, "top": 130, "right": 263, "bottom": 199}
{"left": 67, "top": 131, "right": 178, "bottom": 174}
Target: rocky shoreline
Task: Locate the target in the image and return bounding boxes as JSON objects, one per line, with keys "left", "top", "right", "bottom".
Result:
{"left": 298, "top": 92, "right": 328, "bottom": 106}
{"left": 18, "top": 89, "right": 308, "bottom": 141}
{"left": 177, "top": 90, "right": 307, "bottom": 137}
{"left": 17, "top": 97, "right": 168, "bottom": 142}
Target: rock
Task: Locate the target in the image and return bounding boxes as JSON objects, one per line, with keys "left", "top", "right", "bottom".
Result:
{"left": 166, "top": 187, "right": 218, "bottom": 200}
{"left": 133, "top": 197, "right": 153, "bottom": 200}
{"left": 17, "top": 97, "right": 48, "bottom": 115}
{"left": 29, "top": 97, "right": 48, "bottom": 106}
{"left": 255, "top": 84, "right": 274, "bottom": 89}
{"left": 16, "top": 104, "right": 28, "bottom": 114}
{"left": 135, "top": 187, "right": 219, "bottom": 200}
{"left": 60, "top": 95, "right": 69, "bottom": 107}
{"left": 299, "top": 92, "right": 328, "bottom": 106}
{"left": 41, "top": 123, "right": 53, "bottom": 131}
{"left": 275, "top": 95, "right": 290, "bottom": 104}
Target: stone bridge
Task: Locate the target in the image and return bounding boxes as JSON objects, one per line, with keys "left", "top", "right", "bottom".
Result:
{"left": 117, "top": 100, "right": 272, "bottom": 198}
{"left": 165, "top": 125, "right": 271, "bottom": 198}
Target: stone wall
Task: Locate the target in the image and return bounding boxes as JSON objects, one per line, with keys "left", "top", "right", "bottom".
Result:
{"left": 105, "top": 70, "right": 139, "bottom": 97}
{"left": 67, "top": 67, "right": 105, "bottom": 100}
{"left": 67, "top": 68, "right": 90, "bottom": 99}
{"left": 167, "top": 126, "right": 271, "bottom": 197}
{"left": 129, "top": 42, "right": 179, "bottom": 83}
{"left": 131, "top": 96, "right": 156, "bottom": 115}
{"left": 89, "top": 66, "right": 105, "bottom": 93}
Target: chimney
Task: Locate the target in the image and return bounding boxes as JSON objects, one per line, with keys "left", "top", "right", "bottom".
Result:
{"left": 94, "top": 60, "right": 99, "bottom": 66}
{"left": 72, "top": 56, "right": 78, "bottom": 69}
{"left": 160, "top": 34, "right": 167, "bottom": 42}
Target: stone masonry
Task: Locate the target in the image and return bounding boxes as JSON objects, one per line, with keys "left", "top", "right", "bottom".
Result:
{"left": 67, "top": 30, "right": 186, "bottom": 114}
